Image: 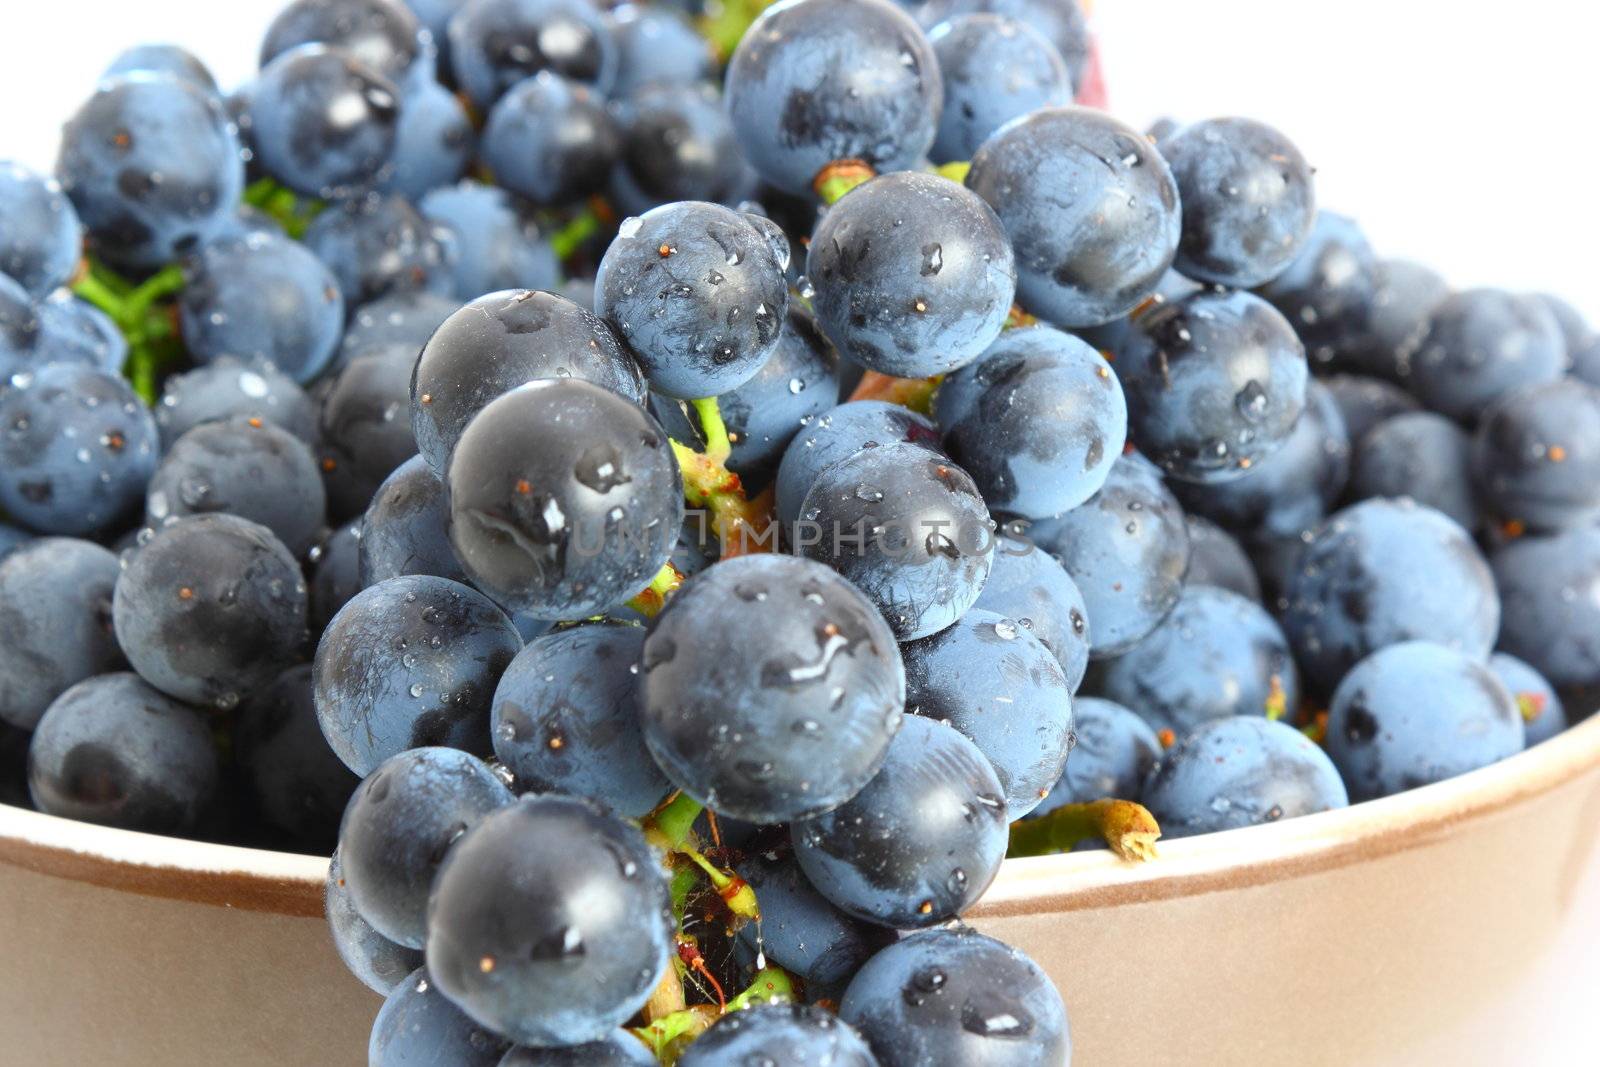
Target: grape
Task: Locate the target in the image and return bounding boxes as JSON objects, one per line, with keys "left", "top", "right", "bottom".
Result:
{"left": 178, "top": 231, "right": 345, "bottom": 383}
{"left": 1491, "top": 524, "right": 1600, "bottom": 691}
{"left": 1473, "top": 377, "right": 1600, "bottom": 532}
{"left": 1024, "top": 452, "right": 1190, "bottom": 658}
{"left": 234, "top": 663, "right": 359, "bottom": 850}
{"left": 1326, "top": 641, "right": 1523, "bottom": 801}
{"left": 411, "top": 289, "right": 646, "bottom": 476}
{"left": 1407, "top": 289, "right": 1566, "bottom": 421}
{"left": 1097, "top": 585, "right": 1299, "bottom": 737}
{"left": 605, "top": 4, "right": 716, "bottom": 98}
{"left": 498, "top": 1033, "right": 656, "bottom": 1066}
{"left": 369, "top": 967, "right": 509, "bottom": 1067}
{"left": 1255, "top": 211, "right": 1377, "bottom": 371}
{"left": 56, "top": 74, "right": 243, "bottom": 271}
{"left": 481, "top": 73, "right": 620, "bottom": 208}
{"left": 250, "top": 44, "right": 401, "bottom": 199}
{"left": 928, "top": 15, "right": 1072, "bottom": 164}
{"left": 917, "top": 0, "right": 1090, "bottom": 92}
{"left": 418, "top": 182, "right": 560, "bottom": 301}
{"left": 1159, "top": 117, "right": 1317, "bottom": 288}
{"left": 449, "top": 0, "right": 617, "bottom": 109}
{"left": 318, "top": 346, "right": 421, "bottom": 520}
{"left": 595, "top": 200, "right": 789, "bottom": 399}
{"left": 337, "top": 746, "right": 513, "bottom": 948}
{"left": 792, "top": 715, "right": 1008, "bottom": 927}
{"left": 678, "top": 1004, "right": 877, "bottom": 1067}
{"left": 1033, "top": 696, "right": 1161, "bottom": 816}
{"left": 1489, "top": 652, "right": 1568, "bottom": 747}
{"left": 0, "top": 161, "right": 83, "bottom": 299}
{"left": 360, "top": 455, "right": 469, "bottom": 586}
{"left": 146, "top": 416, "right": 327, "bottom": 557}
{"left": 1143, "top": 716, "right": 1348, "bottom": 836}
{"left": 608, "top": 83, "right": 748, "bottom": 216}
{"left": 1349, "top": 411, "right": 1478, "bottom": 532}
{"left": 1, "top": 276, "right": 92, "bottom": 381}
{"left": 339, "top": 288, "right": 461, "bottom": 371}
{"left": 446, "top": 379, "right": 681, "bottom": 617}
{"left": 839, "top": 926, "right": 1071, "bottom": 1067}
{"left": 774, "top": 400, "right": 941, "bottom": 531}
{"left": 36, "top": 290, "right": 128, "bottom": 374}
{"left": 491, "top": 622, "right": 670, "bottom": 818}
{"left": 808, "top": 171, "right": 1016, "bottom": 378}
{"left": 970, "top": 532, "right": 1090, "bottom": 687}
{"left": 314, "top": 574, "right": 521, "bottom": 775}
{"left": 902, "top": 609, "right": 1073, "bottom": 816}
{"left": 1181, "top": 514, "right": 1261, "bottom": 602}
{"left": 113, "top": 514, "right": 308, "bottom": 708}
{"left": 425, "top": 794, "right": 673, "bottom": 1046}
{"left": 0, "top": 538, "right": 124, "bottom": 732}
{"left": 260, "top": 0, "right": 422, "bottom": 81}
{"left": 641, "top": 553, "right": 906, "bottom": 821}
{"left": 936, "top": 324, "right": 1126, "bottom": 517}
{"left": 154, "top": 357, "right": 318, "bottom": 449}
{"left": 381, "top": 71, "right": 475, "bottom": 201}
{"left": 1115, "top": 289, "right": 1308, "bottom": 483}
{"left": 726, "top": 0, "right": 940, "bottom": 196}
{"left": 1321, "top": 373, "right": 1420, "bottom": 446}
{"left": 28, "top": 672, "right": 218, "bottom": 835}
{"left": 103, "top": 44, "right": 219, "bottom": 95}
{"left": 1347, "top": 258, "right": 1451, "bottom": 382}
{"left": 0, "top": 363, "right": 159, "bottom": 537}
{"left": 1280, "top": 498, "right": 1498, "bottom": 695}
{"left": 302, "top": 193, "right": 449, "bottom": 307}
{"left": 966, "top": 106, "right": 1180, "bottom": 328}
{"left": 311, "top": 520, "right": 364, "bottom": 632}
{"left": 326, "top": 850, "right": 423, "bottom": 995}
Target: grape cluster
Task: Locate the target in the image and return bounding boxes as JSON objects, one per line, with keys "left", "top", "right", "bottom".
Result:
{"left": 0, "top": 0, "right": 1593, "bottom": 1064}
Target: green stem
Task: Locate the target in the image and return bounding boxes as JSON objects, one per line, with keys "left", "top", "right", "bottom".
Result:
{"left": 724, "top": 967, "right": 796, "bottom": 1013}
{"left": 625, "top": 562, "right": 685, "bottom": 618}
{"left": 690, "top": 397, "right": 732, "bottom": 462}
{"left": 648, "top": 792, "right": 705, "bottom": 850}
{"left": 813, "top": 160, "right": 876, "bottom": 205}
{"left": 1009, "top": 798, "right": 1162, "bottom": 863}
{"left": 550, "top": 207, "right": 602, "bottom": 261}
{"left": 71, "top": 270, "right": 126, "bottom": 319}
{"left": 934, "top": 160, "right": 971, "bottom": 184}
{"left": 125, "top": 265, "right": 186, "bottom": 322}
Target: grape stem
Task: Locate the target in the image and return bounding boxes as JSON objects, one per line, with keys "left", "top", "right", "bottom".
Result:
{"left": 631, "top": 967, "right": 797, "bottom": 1064}
{"left": 813, "top": 159, "right": 876, "bottom": 205}
{"left": 549, "top": 200, "right": 607, "bottom": 262}
{"left": 663, "top": 396, "right": 777, "bottom": 557}
{"left": 1008, "top": 798, "right": 1162, "bottom": 862}
{"left": 847, "top": 370, "right": 941, "bottom": 414}
{"left": 242, "top": 177, "right": 323, "bottom": 239}
{"left": 71, "top": 258, "right": 187, "bottom": 403}
{"left": 642, "top": 792, "right": 760, "bottom": 924}
{"left": 626, "top": 563, "right": 685, "bottom": 618}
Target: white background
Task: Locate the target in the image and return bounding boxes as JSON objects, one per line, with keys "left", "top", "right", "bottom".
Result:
{"left": 2, "top": 0, "right": 1597, "bottom": 320}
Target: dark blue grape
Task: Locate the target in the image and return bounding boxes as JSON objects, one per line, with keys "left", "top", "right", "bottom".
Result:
{"left": 369, "top": 967, "right": 510, "bottom": 1067}
{"left": 1281, "top": 498, "right": 1498, "bottom": 695}
{"left": 605, "top": 3, "right": 715, "bottom": 97}
{"left": 1159, "top": 117, "right": 1316, "bottom": 288}
{"left": 608, "top": 83, "right": 746, "bottom": 217}
{"left": 679, "top": 1004, "right": 878, "bottom": 1067}
{"left": 1473, "top": 377, "right": 1600, "bottom": 533}
{"left": 968, "top": 532, "right": 1089, "bottom": 687}
{"left": 419, "top": 182, "right": 559, "bottom": 301}
{"left": 918, "top": 0, "right": 1089, "bottom": 92}
{"left": 1182, "top": 514, "right": 1261, "bottom": 602}
{"left": 808, "top": 171, "right": 1015, "bottom": 377}
{"left": 491, "top": 622, "right": 669, "bottom": 817}
{"left": 154, "top": 357, "right": 318, "bottom": 450}
{"left": 1326, "top": 641, "right": 1522, "bottom": 801}
{"left": 1033, "top": 696, "right": 1160, "bottom": 815}
{"left": 1255, "top": 211, "right": 1378, "bottom": 371}
{"left": 411, "top": 289, "right": 646, "bottom": 475}
{"left": 1142, "top": 715, "right": 1347, "bottom": 836}
{"left": 260, "top": 0, "right": 423, "bottom": 82}
{"left": 0, "top": 523, "right": 31, "bottom": 558}
{"left": 250, "top": 44, "right": 401, "bottom": 199}
{"left": 1322, "top": 373, "right": 1420, "bottom": 446}
{"left": 234, "top": 663, "right": 359, "bottom": 849}
{"left": 732, "top": 849, "right": 896, "bottom": 996}
{"left": 966, "top": 106, "right": 1180, "bottom": 328}
{"left": 35, "top": 290, "right": 127, "bottom": 375}
{"left": 338, "top": 746, "right": 513, "bottom": 947}
{"left": 902, "top": 609, "right": 1072, "bottom": 815}
{"left": 360, "top": 455, "right": 468, "bottom": 585}
{"left": 380, "top": 71, "right": 474, "bottom": 201}
{"left": 1491, "top": 524, "right": 1600, "bottom": 692}
{"left": 1490, "top": 652, "right": 1568, "bottom": 747}
{"left": 340, "top": 288, "right": 460, "bottom": 369}
{"left": 595, "top": 200, "right": 788, "bottom": 399}
{"left": 113, "top": 514, "right": 308, "bottom": 708}
{"left": 0, "top": 162, "right": 83, "bottom": 298}
{"left": 0, "top": 274, "right": 59, "bottom": 381}
{"left": 0, "top": 362, "right": 159, "bottom": 536}
{"left": 314, "top": 573, "right": 520, "bottom": 775}
{"left": 798, "top": 440, "right": 995, "bottom": 641}
{"left": 1097, "top": 584, "right": 1298, "bottom": 736}
{"left": 642, "top": 553, "right": 906, "bottom": 821}
{"left": 445, "top": 379, "right": 681, "bottom": 616}
{"left": 1024, "top": 452, "right": 1190, "bottom": 657}
{"left": 928, "top": 14, "right": 1072, "bottom": 164}
{"left": 179, "top": 231, "right": 345, "bottom": 383}
{"left": 839, "top": 926, "right": 1070, "bottom": 1067}
{"left": 726, "top": 0, "right": 941, "bottom": 196}
{"left": 481, "top": 72, "right": 619, "bottom": 208}
{"left": 146, "top": 416, "right": 327, "bottom": 556}
{"left": 1349, "top": 411, "right": 1478, "bottom": 531}
{"left": 937, "top": 325, "right": 1126, "bottom": 516}
{"left": 1408, "top": 289, "right": 1566, "bottom": 422}
{"left": 55, "top": 74, "right": 244, "bottom": 272}
{"left": 449, "top": 0, "right": 617, "bottom": 109}
{"left": 1347, "top": 258, "right": 1451, "bottom": 382}
{"left": 326, "top": 850, "right": 424, "bottom": 995}
{"left": 28, "top": 671, "right": 218, "bottom": 834}
{"left": 1116, "top": 289, "right": 1308, "bottom": 483}
{"left": 318, "top": 345, "right": 422, "bottom": 519}
{"left": 311, "top": 519, "right": 364, "bottom": 632}
{"left": 774, "top": 400, "right": 941, "bottom": 530}
{"left": 0, "top": 538, "right": 122, "bottom": 731}
{"left": 103, "top": 44, "right": 219, "bottom": 94}
{"left": 425, "top": 794, "right": 672, "bottom": 1046}
{"left": 1533, "top": 293, "right": 1591, "bottom": 356}
{"left": 498, "top": 1033, "right": 656, "bottom": 1066}
{"left": 303, "top": 192, "right": 449, "bottom": 307}
{"left": 793, "top": 715, "right": 1007, "bottom": 927}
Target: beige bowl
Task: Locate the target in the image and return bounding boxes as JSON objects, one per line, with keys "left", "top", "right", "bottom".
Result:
{"left": 3, "top": 713, "right": 1598, "bottom": 1067}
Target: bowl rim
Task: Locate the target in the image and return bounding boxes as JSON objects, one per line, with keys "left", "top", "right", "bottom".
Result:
{"left": 3, "top": 712, "right": 1598, "bottom": 921}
